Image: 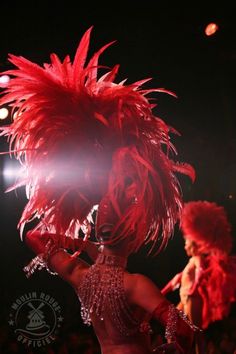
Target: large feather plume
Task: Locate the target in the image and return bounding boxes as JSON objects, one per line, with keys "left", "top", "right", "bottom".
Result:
{"left": 0, "top": 27, "right": 195, "bottom": 252}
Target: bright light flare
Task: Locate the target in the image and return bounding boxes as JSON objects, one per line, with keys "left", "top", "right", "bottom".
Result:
{"left": 0, "top": 107, "right": 9, "bottom": 120}
{"left": 4, "top": 168, "right": 19, "bottom": 178}
{"left": 2, "top": 161, "right": 27, "bottom": 186}
{"left": 3, "top": 167, "right": 26, "bottom": 178}
{"left": 0, "top": 74, "right": 10, "bottom": 86}
{"left": 205, "top": 22, "right": 219, "bottom": 36}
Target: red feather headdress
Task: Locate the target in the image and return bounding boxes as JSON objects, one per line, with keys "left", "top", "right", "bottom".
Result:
{"left": 0, "top": 27, "right": 195, "bottom": 253}
{"left": 181, "top": 200, "right": 232, "bottom": 254}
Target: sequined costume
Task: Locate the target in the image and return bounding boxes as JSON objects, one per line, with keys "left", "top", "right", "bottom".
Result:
{"left": 77, "top": 252, "right": 197, "bottom": 353}
{"left": 77, "top": 253, "right": 153, "bottom": 354}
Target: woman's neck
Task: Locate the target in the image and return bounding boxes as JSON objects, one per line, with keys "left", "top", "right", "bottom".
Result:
{"left": 96, "top": 251, "right": 128, "bottom": 268}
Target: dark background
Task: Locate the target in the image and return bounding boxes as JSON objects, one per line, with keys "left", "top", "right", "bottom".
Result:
{"left": 0, "top": 1, "right": 236, "bottom": 352}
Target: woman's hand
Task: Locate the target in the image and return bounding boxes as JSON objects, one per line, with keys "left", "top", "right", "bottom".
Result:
{"left": 25, "top": 230, "right": 52, "bottom": 254}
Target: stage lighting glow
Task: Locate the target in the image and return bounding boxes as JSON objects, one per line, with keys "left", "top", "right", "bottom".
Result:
{"left": 0, "top": 107, "right": 9, "bottom": 120}
{"left": 205, "top": 23, "right": 219, "bottom": 36}
{"left": 3, "top": 163, "right": 26, "bottom": 182}
{"left": 0, "top": 74, "right": 10, "bottom": 85}
{"left": 3, "top": 167, "right": 25, "bottom": 177}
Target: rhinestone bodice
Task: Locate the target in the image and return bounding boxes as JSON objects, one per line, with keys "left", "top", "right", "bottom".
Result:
{"left": 77, "top": 253, "right": 141, "bottom": 335}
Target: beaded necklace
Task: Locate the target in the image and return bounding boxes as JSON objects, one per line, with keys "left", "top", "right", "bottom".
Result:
{"left": 77, "top": 253, "right": 141, "bottom": 335}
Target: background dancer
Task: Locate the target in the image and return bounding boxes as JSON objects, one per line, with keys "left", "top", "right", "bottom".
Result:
{"left": 162, "top": 200, "right": 236, "bottom": 353}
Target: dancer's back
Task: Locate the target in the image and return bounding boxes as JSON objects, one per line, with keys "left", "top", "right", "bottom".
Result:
{"left": 75, "top": 256, "right": 158, "bottom": 354}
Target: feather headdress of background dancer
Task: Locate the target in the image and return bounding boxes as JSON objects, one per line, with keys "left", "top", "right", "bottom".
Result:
{"left": 0, "top": 27, "right": 195, "bottom": 255}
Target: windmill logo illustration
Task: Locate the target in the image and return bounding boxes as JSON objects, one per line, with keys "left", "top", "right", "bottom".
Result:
{"left": 8, "top": 291, "right": 63, "bottom": 347}
{"left": 23, "top": 302, "right": 50, "bottom": 335}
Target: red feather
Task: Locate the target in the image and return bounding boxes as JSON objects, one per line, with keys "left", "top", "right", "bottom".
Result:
{"left": 0, "top": 28, "right": 194, "bottom": 252}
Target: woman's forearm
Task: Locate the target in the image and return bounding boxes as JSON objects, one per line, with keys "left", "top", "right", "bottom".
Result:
{"left": 161, "top": 272, "right": 182, "bottom": 295}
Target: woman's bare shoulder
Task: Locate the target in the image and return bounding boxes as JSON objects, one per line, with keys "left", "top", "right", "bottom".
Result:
{"left": 190, "top": 255, "right": 203, "bottom": 268}
{"left": 124, "top": 272, "right": 154, "bottom": 286}
{"left": 124, "top": 272, "right": 164, "bottom": 313}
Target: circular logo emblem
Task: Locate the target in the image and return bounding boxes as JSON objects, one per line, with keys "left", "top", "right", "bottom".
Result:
{"left": 8, "top": 291, "right": 63, "bottom": 347}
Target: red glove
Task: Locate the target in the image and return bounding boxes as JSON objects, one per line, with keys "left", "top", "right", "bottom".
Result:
{"left": 25, "top": 230, "right": 87, "bottom": 254}
{"left": 152, "top": 299, "right": 196, "bottom": 354}
{"left": 25, "top": 230, "right": 52, "bottom": 254}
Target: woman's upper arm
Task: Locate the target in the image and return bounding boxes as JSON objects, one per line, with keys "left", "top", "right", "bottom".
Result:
{"left": 48, "top": 250, "right": 89, "bottom": 288}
